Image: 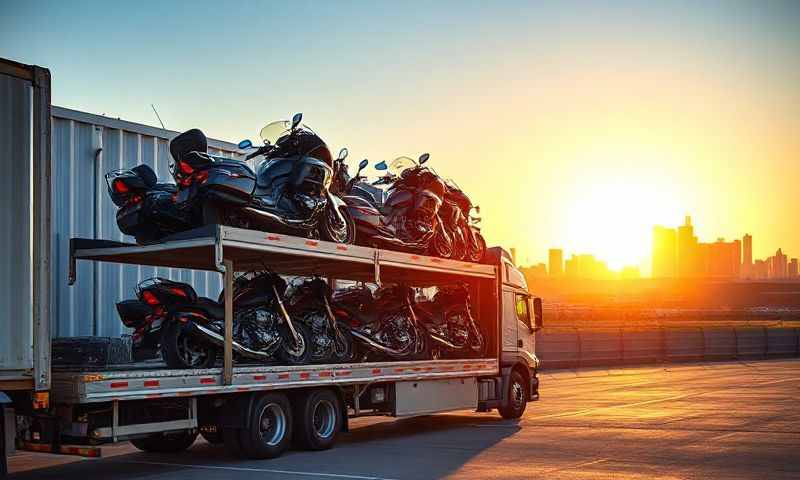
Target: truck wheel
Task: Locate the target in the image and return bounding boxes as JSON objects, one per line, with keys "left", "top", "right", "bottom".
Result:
{"left": 161, "top": 322, "right": 216, "bottom": 369}
{"left": 237, "top": 393, "right": 293, "bottom": 459}
{"left": 130, "top": 430, "right": 198, "bottom": 452}
{"left": 498, "top": 370, "right": 528, "bottom": 419}
{"left": 293, "top": 389, "right": 342, "bottom": 451}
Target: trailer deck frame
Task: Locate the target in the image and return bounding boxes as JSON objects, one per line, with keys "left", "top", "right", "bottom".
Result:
{"left": 66, "top": 225, "right": 499, "bottom": 395}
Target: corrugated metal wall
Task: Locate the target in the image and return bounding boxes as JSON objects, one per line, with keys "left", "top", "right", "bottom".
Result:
{"left": 0, "top": 72, "right": 34, "bottom": 371}
{"left": 51, "top": 107, "right": 244, "bottom": 338}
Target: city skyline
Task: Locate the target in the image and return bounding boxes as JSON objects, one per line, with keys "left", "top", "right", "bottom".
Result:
{"left": 524, "top": 214, "right": 799, "bottom": 280}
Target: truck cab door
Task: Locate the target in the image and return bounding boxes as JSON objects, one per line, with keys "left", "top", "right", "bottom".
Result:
{"left": 514, "top": 293, "right": 536, "bottom": 362}
{"left": 501, "top": 289, "right": 518, "bottom": 353}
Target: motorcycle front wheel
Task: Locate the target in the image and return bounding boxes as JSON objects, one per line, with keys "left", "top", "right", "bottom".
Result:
{"left": 430, "top": 227, "right": 454, "bottom": 259}
{"left": 331, "top": 323, "right": 354, "bottom": 363}
{"left": 277, "top": 322, "right": 313, "bottom": 365}
{"left": 319, "top": 204, "right": 356, "bottom": 244}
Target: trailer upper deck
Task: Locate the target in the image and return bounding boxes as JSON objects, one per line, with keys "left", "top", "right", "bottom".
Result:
{"left": 70, "top": 225, "right": 497, "bottom": 285}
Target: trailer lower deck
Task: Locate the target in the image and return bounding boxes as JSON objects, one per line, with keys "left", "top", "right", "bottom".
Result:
{"left": 52, "top": 358, "right": 498, "bottom": 404}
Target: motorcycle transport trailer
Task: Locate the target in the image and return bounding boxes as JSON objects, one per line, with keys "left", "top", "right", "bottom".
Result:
{"left": 18, "top": 225, "right": 541, "bottom": 461}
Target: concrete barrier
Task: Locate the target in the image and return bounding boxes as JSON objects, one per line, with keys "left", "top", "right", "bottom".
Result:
{"left": 702, "top": 327, "right": 737, "bottom": 360}
{"left": 735, "top": 327, "right": 767, "bottom": 359}
{"left": 622, "top": 329, "right": 663, "bottom": 364}
{"left": 536, "top": 330, "right": 580, "bottom": 368}
{"left": 766, "top": 328, "right": 798, "bottom": 357}
{"left": 579, "top": 329, "right": 622, "bottom": 366}
{"left": 664, "top": 328, "right": 704, "bottom": 362}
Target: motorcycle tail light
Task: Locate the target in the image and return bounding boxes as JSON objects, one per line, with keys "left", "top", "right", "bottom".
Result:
{"left": 169, "top": 287, "right": 189, "bottom": 298}
{"left": 113, "top": 179, "right": 130, "bottom": 193}
{"left": 179, "top": 161, "right": 194, "bottom": 175}
{"left": 195, "top": 170, "right": 209, "bottom": 184}
{"left": 141, "top": 290, "right": 160, "bottom": 306}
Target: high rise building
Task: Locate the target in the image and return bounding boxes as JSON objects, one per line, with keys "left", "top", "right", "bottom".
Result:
{"left": 789, "top": 258, "right": 799, "bottom": 278}
{"left": 652, "top": 226, "right": 677, "bottom": 278}
{"left": 677, "top": 215, "right": 699, "bottom": 277}
{"left": 742, "top": 234, "right": 753, "bottom": 278}
{"left": 771, "top": 249, "right": 788, "bottom": 278}
{"left": 565, "top": 254, "right": 612, "bottom": 280}
{"left": 548, "top": 249, "right": 563, "bottom": 277}
{"left": 708, "top": 238, "right": 741, "bottom": 278}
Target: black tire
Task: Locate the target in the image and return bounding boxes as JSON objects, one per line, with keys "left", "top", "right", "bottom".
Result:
{"left": 293, "top": 389, "right": 342, "bottom": 451}
{"left": 429, "top": 226, "right": 453, "bottom": 259}
{"left": 412, "top": 327, "right": 431, "bottom": 360}
{"left": 319, "top": 203, "right": 356, "bottom": 244}
{"left": 469, "top": 328, "right": 487, "bottom": 358}
{"left": 465, "top": 226, "right": 486, "bottom": 263}
{"left": 237, "top": 393, "right": 293, "bottom": 459}
{"left": 130, "top": 430, "right": 198, "bottom": 453}
{"left": 331, "top": 323, "right": 354, "bottom": 363}
{"left": 498, "top": 370, "right": 528, "bottom": 419}
{"left": 161, "top": 322, "right": 216, "bottom": 369}
{"left": 277, "top": 322, "right": 313, "bottom": 365}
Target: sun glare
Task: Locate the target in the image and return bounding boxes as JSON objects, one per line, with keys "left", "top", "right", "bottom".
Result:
{"left": 563, "top": 177, "right": 680, "bottom": 270}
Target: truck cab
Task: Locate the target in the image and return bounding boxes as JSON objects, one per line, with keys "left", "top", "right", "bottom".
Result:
{"left": 484, "top": 247, "right": 542, "bottom": 418}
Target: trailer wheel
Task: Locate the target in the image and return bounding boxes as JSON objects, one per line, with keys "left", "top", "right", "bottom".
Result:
{"left": 237, "top": 393, "right": 293, "bottom": 459}
{"left": 130, "top": 430, "right": 198, "bottom": 453}
{"left": 294, "top": 389, "right": 342, "bottom": 451}
{"left": 498, "top": 369, "right": 528, "bottom": 420}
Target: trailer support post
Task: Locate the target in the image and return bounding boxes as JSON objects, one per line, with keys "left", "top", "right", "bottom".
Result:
{"left": 223, "top": 259, "right": 234, "bottom": 386}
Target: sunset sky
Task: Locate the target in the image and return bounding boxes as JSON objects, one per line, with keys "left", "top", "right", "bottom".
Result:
{"left": 3, "top": 0, "right": 799, "bottom": 274}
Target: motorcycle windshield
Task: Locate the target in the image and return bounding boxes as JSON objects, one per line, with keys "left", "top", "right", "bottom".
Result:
{"left": 259, "top": 120, "right": 292, "bottom": 146}
{"left": 258, "top": 120, "right": 333, "bottom": 165}
{"left": 388, "top": 156, "right": 417, "bottom": 177}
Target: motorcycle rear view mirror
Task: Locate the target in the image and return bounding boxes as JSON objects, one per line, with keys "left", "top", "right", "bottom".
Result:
{"left": 291, "top": 112, "right": 303, "bottom": 130}
{"left": 338, "top": 148, "right": 349, "bottom": 160}
{"left": 358, "top": 159, "right": 369, "bottom": 173}
{"left": 374, "top": 160, "right": 388, "bottom": 171}
{"left": 419, "top": 153, "right": 430, "bottom": 164}
{"left": 238, "top": 139, "right": 253, "bottom": 150}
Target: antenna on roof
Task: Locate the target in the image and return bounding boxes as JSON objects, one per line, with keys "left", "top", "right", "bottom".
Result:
{"left": 150, "top": 104, "right": 166, "bottom": 129}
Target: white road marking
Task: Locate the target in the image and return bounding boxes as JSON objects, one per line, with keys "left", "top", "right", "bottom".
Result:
{"left": 110, "top": 459, "right": 399, "bottom": 480}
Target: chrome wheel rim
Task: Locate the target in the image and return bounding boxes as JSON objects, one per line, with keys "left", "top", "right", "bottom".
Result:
{"left": 283, "top": 331, "right": 307, "bottom": 360}
{"left": 177, "top": 331, "right": 209, "bottom": 367}
{"left": 312, "top": 399, "right": 336, "bottom": 439}
{"left": 511, "top": 381, "right": 525, "bottom": 412}
{"left": 259, "top": 403, "right": 287, "bottom": 446}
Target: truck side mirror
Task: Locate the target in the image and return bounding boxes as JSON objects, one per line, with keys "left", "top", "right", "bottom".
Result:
{"left": 533, "top": 297, "right": 543, "bottom": 331}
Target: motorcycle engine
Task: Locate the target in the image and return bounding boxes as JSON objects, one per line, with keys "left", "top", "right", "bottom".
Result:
{"left": 235, "top": 307, "right": 280, "bottom": 350}
{"left": 303, "top": 311, "right": 332, "bottom": 359}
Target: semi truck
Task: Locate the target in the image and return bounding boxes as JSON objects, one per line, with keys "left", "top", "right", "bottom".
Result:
{"left": 0, "top": 56, "right": 542, "bottom": 475}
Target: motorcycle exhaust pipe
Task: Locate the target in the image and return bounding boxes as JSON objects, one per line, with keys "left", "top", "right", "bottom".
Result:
{"left": 188, "top": 322, "right": 276, "bottom": 360}
{"left": 241, "top": 207, "right": 316, "bottom": 229}
{"left": 425, "top": 330, "right": 461, "bottom": 350}
{"left": 349, "top": 329, "right": 413, "bottom": 357}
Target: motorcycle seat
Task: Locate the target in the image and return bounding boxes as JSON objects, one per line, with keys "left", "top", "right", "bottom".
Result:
{"left": 195, "top": 297, "right": 224, "bottom": 319}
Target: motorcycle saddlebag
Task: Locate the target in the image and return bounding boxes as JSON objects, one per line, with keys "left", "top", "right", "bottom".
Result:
{"left": 116, "top": 299, "right": 153, "bottom": 329}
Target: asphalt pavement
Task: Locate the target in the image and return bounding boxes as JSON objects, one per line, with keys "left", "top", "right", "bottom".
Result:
{"left": 8, "top": 358, "right": 800, "bottom": 479}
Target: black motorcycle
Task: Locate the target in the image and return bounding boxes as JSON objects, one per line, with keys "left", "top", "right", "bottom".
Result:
{"left": 332, "top": 284, "right": 428, "bottom": 361}
{"left": 105, "top": 164, "right": 192, "bottom": 244}
{"left": 170, "top": 113, "right": 355, "bottom": 243}
{"left": 285, "top": 277, "right": 353, "bottom": 363}
{"left": 128, "top": 273, "right": 312, "bottom": 369}
{"left": 442, "top": 179, "right": 486, "bottom": 263}
{"left": 335, "top": 154, "right": 455, "bottom": 258}
{"left": 413, "top": 284, "right": 486, "bottom": 358}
